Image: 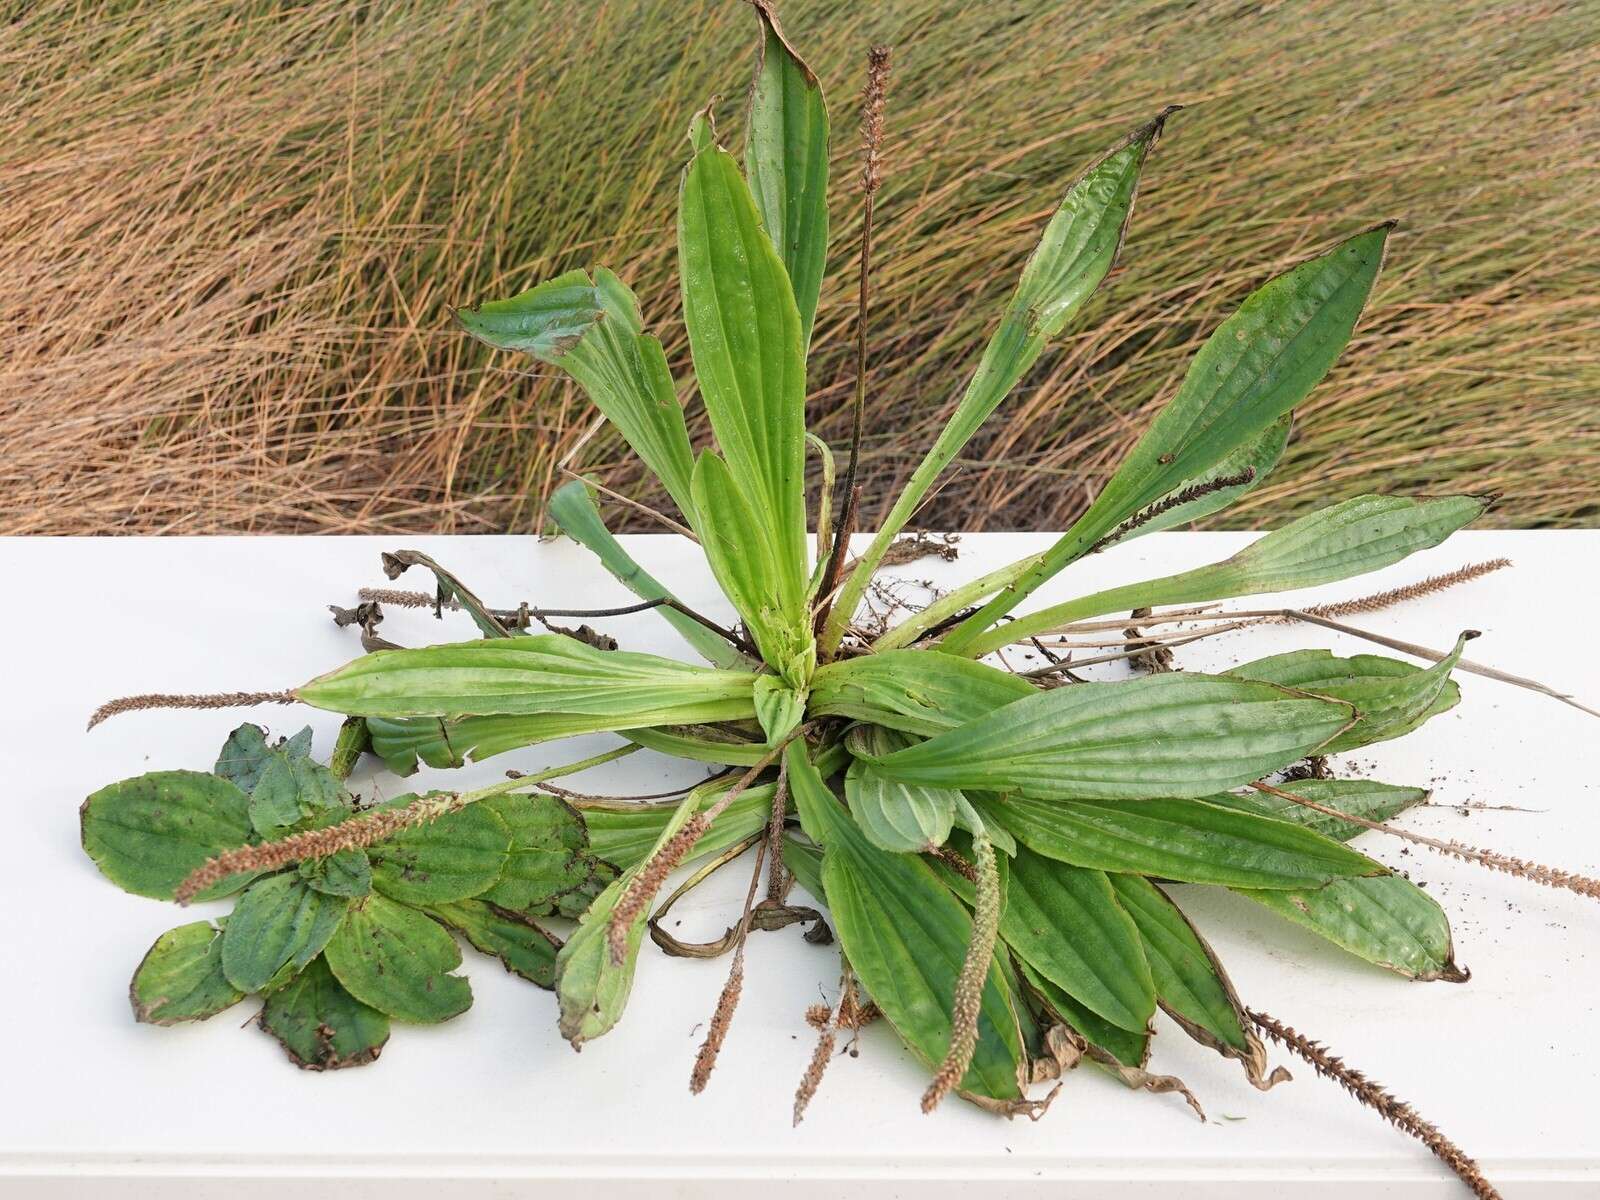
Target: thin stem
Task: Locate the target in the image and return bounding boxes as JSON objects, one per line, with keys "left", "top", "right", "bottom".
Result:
{"left": 558, "top": 466, "right": 697, "bottom": 540}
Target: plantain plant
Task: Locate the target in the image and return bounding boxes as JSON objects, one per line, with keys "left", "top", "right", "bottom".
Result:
{"left": 85, "top": 6, "right": 1598, "bottom": 1195}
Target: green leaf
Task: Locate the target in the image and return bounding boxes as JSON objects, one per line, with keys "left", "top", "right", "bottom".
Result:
{"left": 368, "top": 795, "right": 511, "bottom": 905}
{"left": 976, "top": 793, "right": 1384, "bottom": 889}
{"left": 781, "top": 832, "right": 826, "bottom": 903}
{"left": 547, "top": 479, "right": 751, "bottom": 668}
{"left": 753, "top": 676, "right": 806, "bottom": 744}
{"left": 1017, "top": 958, "right": 1148, "bottom": 1068}
{"left": 427, "top": 899, "right": 561, "bottom": 988}
{"left": 298, "top": 633, "right": 758, "bottom": 721}
{"left": 214, "top": 723, "right": 312, "bottom": 792}
{"left": 325, "top": 893, "right": 472, "bottom": 1024}
{"left": 1236, "top": 875, "right": 1464, "bottom": 981}
{"left": 999, "top": 851, "right": 1154, "bottom": 1032}
{"left": 787, "top": 745, "right": 1024, "bottom": 1101}
{"left": 1226, "top": 634, "right": 1470, "bottom": 753}
{"left": 823, "top": 114, "right": 1168, "bottom": 654}
{"left": 221, "top": 873, "right": 350, "bottom": 993}
{"left": 679, "top": 137, "right": 811, "bottom": 665}
{"left": 1105, "top": 875, "right": 1260, "bottom": 1065}
{"left": 298, "top": 849, "right": 372, "bottom": 898}
{"left": 623, "top": 724, "right": 770, "bottom": 765}
{"left": 248, "top": 752, "right": 345, "bottom": 835}
{"left": 81, "top": 770, "right": 257, "bottom": 901}
{"left": 366, "top": 713, "right": 630, "bottom": 775}
{"left": 578, "top": 786, "right": 773, "bottom": 871}
{"left": 844, "top": 727, "right": 957, "bottom": 853}
{"left": 962, "top": 493, "right": 1486, "bottom": 655}
{"left": 458, "top": 270, "right": 698, "bottom": 521}
{"left": 130, "top": 921, "right": 244, "bottom": 1025}
{"left": 691, "top": 450, "right": 813, "bottom": 684}
{"left": 745, "top": 0, "right": 828, "bottom": 348}
{"left": 810, "top": 650, "right": 1034, "bottom": 737}
{"left": 555, "top": 783, "right": 704, "bottom": 1048}
{"left": 259, "top": 956, "right": 390, "bottom": 1070}
{"left": 477, "top": 792, "right": 595, "bottom": 914}
{"left": 942, "top": 224, "right": 1395, "bottom": 654}
{"left": 1122, "top": 413, "right": 1292, "bottom": 539}
{"left": 862, "top": 673, "right": 1353, "bottom": 800}
{"left": 1206, "top": 778, "right": 1429, "bottom": 842}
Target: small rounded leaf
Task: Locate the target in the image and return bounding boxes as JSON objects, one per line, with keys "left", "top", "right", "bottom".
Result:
{"left": 259, "top": 956, "right": 390, "bottom": 1070}
{"left": 130, "top": 921, "right": 244, "bottom": 1025}
{"left": 324, "top": 894, "right": 472, "bottom": 1023}
{"left": 81, "top": 771, "right": 256, "bottom": 901}
{"left": 368, "top": 796, "right": 511, "bottom": 905}
{"left": 221, "top": 873, "right": 350, "bottom": 993}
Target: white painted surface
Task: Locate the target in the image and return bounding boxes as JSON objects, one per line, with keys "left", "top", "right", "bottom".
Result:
{"left": 3, "top": 529, "right": 1597, "bottom": 1197}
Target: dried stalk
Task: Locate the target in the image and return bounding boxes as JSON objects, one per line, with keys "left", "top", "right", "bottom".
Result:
{"left": 689, "top": 839, "right": 767, "bottom": 1094}
{"left": 1248, "top": 1010, "right": 1501, "bottom": 1200}
{"left": 88, "top": 689, "right": 296, "bottom": 731}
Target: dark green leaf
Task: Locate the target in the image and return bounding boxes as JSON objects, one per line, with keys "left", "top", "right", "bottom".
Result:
{"left": 221, "top": 873, "right": 350, "bottom": 993}
{"left": 248, "top": 752, "right": 345, "bottom": 835}
{"left": 81, "top": 770, "right": 257, "bottom": 901}
{"left": 214, "top": 723, "right": 312, "bottom": 792}
{"left": 259, "top": 956, "right": 390, "bottom": 1070}
{"left": 1236, "top": 875, "right": 1464, "bottom": 981}
{"left": 1206, "top": 779, "right": 1429, "bottom": 841}
{"left": 1017, "top": 958, "right": 1148, "bottom": 1068}
{"left": 864, "top": 673, "right": 1353, "bottom": 800}
{"left": 324, "top": 893, "right": 472, "bottom": 1023}
{"left": 1128, "top": 413, "right": 1292, "bottom": 539}
{"left": 298, "top": 849, "right": 372, "bottom": 898}
{"left": 1000, "top": 851, "right": 1154, "bottom": 1032}
{"left": 976, "top": 793, "right": 1384, "bottom": 889}
{"left": 477, "top": 792, "right": 593, "bottom": 914}
{"left": 427, "top": 899, "right": 561, "bottom": 988}
{"left": 130, "top": 921, "right": 244, "bottom": 1025}
{"left": 788, "top": 745, "right": 1024, "bottom": 1101}
{"left": 368, "top": 795, "right": 511, "bottom": 905}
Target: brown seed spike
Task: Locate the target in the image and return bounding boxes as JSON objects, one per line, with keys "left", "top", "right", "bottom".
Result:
{"left": 87, "top": 689, "right": 297, "bottom": 731}
{"left": 1248, "top": 1010, "right": 1502, "bottom": 1200}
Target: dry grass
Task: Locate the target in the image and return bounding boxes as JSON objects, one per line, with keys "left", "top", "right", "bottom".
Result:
{"left": 3, "top": 0, "right": 1596, "bottom": 536}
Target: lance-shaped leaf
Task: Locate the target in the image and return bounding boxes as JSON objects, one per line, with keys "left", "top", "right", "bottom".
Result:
{"left": 547, "top": 479, "right": 752, "bottom": 669}
{"left": 623, "top": 723, "right": 770, "bottom": 765}
{"left": 368, "top": 795, "right": 511, "bottom": 905}
{"left": 324, "top": 893, "right": 472, "bottom": 1024}
{"left": 1125, "top": 413, "right": 1292, "bottom": 540}
{"left": 942, "top": 224, "right": 1394, "bottom": 654}
{"left": 1226, "top": 634, "right": 1470, "bottom": 753}
{"left": 577, "top": 786, "right": 773, "bottom": 870}
{"left": 861, "top": 673, "right": 1354, "bottom": 800}
{"left": 679, "top": 138, "right": 810, "bottom": 650}
{"left": 259, "top": 956, "right": 390, "bottom": 1070}
{"left": 810, "top": 649, "right": 1033, "bottom": 737}
{"left": 745, "top": 0, "right": 828, "bottom": 347}
{"left": 1235, "top": 874, "right": 1464, "bottom": 981}
{"left": 130, "top": 921, "right": 244, "bottom": 1025}
{"left": 297, "top": 634, "right": 759, "bottom": 720}
{"left": 1207, "top": 778, "right": 1429, "bottom": 842}
{"left": 844, "top": 726, "right": 957, "bottom": 853}
{"left": 426, "top": 900, "right": 562, "bottom": 988}
{"left": 478, "top": 792, "right": 596, "bottom": 914}
{"left": 457, "top": 269, "right": 698, "bottom": 521}
{"left": 1000, "top": 851, "right": 1155, "bottom": 1032}
{"left": 1106, "top": 874, "right": 1279, "bottom": 1084}
{"left": 81, "top": 770, "right": 259, "bottom": 901}
{"left": 787, "top": 745, "right": 1025, "bottom": 1102}
{"left": 555, "top": 783, "right": 704, "bottom": 1048}
{"left": 823, "top": 112, "right": 1170, "bottom": 654}
{"left": 966, "top": 493, "right": 1485, "bottom": 654}
{"left": 1017, "top": 958, "right": 1148, "bottom": 1068}
{"left": 691, "top": 450, "right": 813, "bottom": 684}
{"left": 221, "top": 873, "right": 350, "bottom": 993}
{"left": 974, "top": 793, "right": 1384, "bottom": 889}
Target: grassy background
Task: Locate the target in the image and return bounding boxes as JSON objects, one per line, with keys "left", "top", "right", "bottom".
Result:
{"left": 4, "top": 0, "right": 1596, "bottom": 535}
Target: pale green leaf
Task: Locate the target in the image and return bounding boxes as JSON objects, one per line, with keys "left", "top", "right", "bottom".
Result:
{"left": 862, "top": 672, "right": 1353, "bottom": 799}
{"left": 1206, "top": 778, "right": 1429, "bottom": 841}
{"left": 809, "top": 649, "right": 1033, "bottom": 737}
{"left": 130, "top": 921, "right": 244, "bottom": 1025}
{"left": 753, "top": 675, "right": 806, "bottom": 744}
{"left": 578, "top": 786, "right": 773, "bottom": 871}
{"left": 844, "top": 726, "right": 957, "bottom": 853}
